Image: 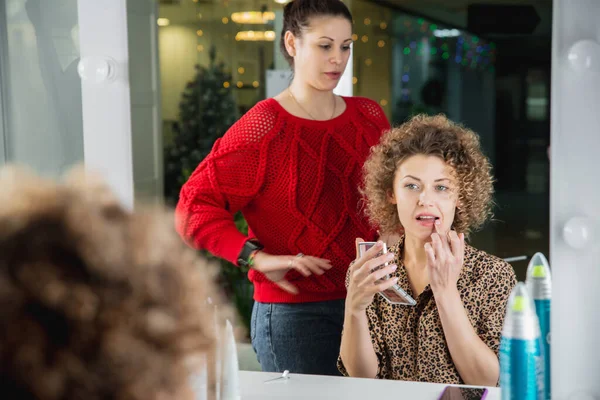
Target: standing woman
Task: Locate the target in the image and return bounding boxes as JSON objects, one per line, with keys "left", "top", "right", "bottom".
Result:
{"left": 176, "top": 0, "right": 390, "bottom": 376}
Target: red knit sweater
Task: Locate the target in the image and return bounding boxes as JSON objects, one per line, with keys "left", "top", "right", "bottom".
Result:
{"left": 176, "top": 96, "right": 390, "bottom": 303}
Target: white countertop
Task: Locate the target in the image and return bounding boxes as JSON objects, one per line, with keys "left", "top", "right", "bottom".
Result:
{"left": 238, "top": 370, "right": 500, "bottom": 399}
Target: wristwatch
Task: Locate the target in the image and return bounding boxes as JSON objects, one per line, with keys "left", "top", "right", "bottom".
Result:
{"left": 237, "top": 239, "right": 264, "bottom": 267}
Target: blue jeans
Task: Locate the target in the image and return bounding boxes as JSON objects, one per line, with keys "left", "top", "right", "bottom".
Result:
{"left": 250, "top": 300, "right": 345, "bottom": 376}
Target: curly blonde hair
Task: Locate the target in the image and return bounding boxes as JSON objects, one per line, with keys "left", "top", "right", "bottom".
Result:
{"left": 0, "top": 166, "right": 233, "bottom": 400}
{"left": 362, "top": 114, "right": 494, "bottom": 236}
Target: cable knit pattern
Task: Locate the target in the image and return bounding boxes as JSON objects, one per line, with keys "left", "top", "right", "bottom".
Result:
{"left": 176, "top": 96, "right": 390, "bottom": 303}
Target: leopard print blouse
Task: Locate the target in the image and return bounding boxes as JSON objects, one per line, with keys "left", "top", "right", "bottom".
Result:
{"left": 338, "top": 236, "right": 517, "bottom": 384}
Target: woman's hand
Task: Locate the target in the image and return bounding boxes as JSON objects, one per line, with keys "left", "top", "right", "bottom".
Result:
{"left": 346, "top": 238, "right": 398, "bottom": 314}
{"left": 252, "top": 252, "right": 332, "bottom": 294}
{"left": 425, "top": 221, "right": 465, "bottom": 297}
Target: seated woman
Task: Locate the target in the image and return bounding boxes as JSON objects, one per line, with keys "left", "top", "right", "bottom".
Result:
{"left": 338, "top": 114, "right": 517, "bottom": 386}
{"left": 0, "top": 166, "right": 231, "bottom": 400}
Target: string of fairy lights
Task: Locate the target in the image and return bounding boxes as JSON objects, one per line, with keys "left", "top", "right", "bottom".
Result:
{"left": 353, "top": 16, "right": 497, "bottom": 72}
{"left": 173, "top": 0, "right": 496, "bottom": 96}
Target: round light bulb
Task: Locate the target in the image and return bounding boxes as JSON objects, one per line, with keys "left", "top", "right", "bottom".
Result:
{"left": 563, "top": 216, "right": 594, "bottom": 249}
{"left": 77, "top": 56, "right": 117, "bottom": 84}
{"left": 567, "top": 39, "right": 600, "bottom": 72}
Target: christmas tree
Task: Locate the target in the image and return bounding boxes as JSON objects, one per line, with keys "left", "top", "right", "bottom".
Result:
{"left": 163, "top": 46, "right": 254, "bottom": 333}
{"left": 164, "top": 45, "right": 238, "bottom": 205}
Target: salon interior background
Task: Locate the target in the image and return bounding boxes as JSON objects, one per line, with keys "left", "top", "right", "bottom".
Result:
{"left": 158, "top": 0, "right": 551, "bottom": 277}
{"left": 0, "top": 0, "right": 551, "bottom": 281}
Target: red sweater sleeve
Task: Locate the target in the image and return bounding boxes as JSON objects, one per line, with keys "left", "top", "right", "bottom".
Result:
{"left": 175, "top": 113, "right": 268, "bottom": 265}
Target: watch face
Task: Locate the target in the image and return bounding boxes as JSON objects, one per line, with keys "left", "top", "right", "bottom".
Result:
{"left": 247, "top": 240, "right": 260, "bottom": 249}
{"left": 238, "top": 240, "right": 263, "bottom": 267}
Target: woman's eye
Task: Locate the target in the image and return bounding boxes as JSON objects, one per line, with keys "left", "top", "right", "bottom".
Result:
{"left": 436, "top": 185, "right": 449, "bottom": 192}
{"left": 320, "top": 45, "right": 331, "bottom": 50}
{"left": 342, "top": 46, "right": 351, "bottom": 51}
{"left": 405, "top": 183, "right": 418, "bottom": 190}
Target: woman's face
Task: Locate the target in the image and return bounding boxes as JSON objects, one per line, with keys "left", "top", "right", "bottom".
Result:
{"left": 285, "top": 16, "right": 353, "bottom": 91}
{"left": 389, "top": 155, "right": 459, "bottom": 241}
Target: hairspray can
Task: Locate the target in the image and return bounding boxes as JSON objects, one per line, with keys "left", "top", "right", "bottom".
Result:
{"left": 499, "top": 282, "right": 544, "bottom": 400}
{"left": 526, "top": 252, "right": 551, "bottom": 400}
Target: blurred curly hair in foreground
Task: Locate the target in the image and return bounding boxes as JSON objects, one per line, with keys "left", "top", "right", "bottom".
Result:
{"left": 0, "top": 165, "right": 233, "bottom": 400}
